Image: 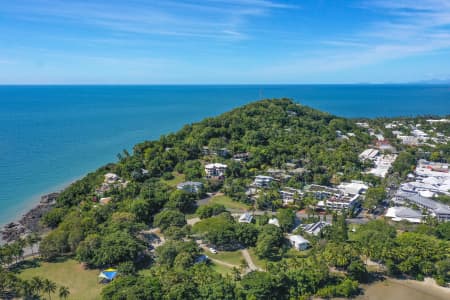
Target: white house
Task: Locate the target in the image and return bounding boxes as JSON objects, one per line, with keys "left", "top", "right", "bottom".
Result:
{"left": 205, "top": 163, "right": 227, "bottom": 178}
{"left": 177, "top": 181, "right": 203, "bottom": 193}
{"left": 254, "top": 175, "right": 274, "bottom": 188}
{"left": 104, "top": 173, "right": 119, "bottom": 183}
{"left": 239, "top": 212, "right": 253, "bottom": 223}
{"left": 268, "top": 218, "right": 280, "bottom": 227}
{"left": 288, "top": 235, "right": 310, "bottom": 250}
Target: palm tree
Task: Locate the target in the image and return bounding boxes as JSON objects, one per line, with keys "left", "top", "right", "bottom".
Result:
{"left": 43, "top": 279, "right": 56, "bottom": 300}
{"left": 58, "top": 286, "right": 70, "bottom": 300}
{"left": 21, "top": 280, "right": 35, "bottom": 299}
{"left": 30, "top": 276, "right": 44, "bottom": 297}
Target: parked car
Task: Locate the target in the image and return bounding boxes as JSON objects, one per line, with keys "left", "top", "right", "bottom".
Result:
{"left": 209, "top": 247, "right": 218, "bottom": 254}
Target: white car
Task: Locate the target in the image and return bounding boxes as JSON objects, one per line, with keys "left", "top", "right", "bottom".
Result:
{"left": 209, "top": 247, "right": 218, "bottom": 254}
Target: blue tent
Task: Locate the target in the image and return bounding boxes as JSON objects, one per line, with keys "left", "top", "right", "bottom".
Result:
{"left": 99, "top": 268, "right": 118, "bottom": 282}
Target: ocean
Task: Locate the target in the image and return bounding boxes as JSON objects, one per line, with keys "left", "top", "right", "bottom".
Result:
{"left": 1, "top": 84, "right": 449, "bottom": 225}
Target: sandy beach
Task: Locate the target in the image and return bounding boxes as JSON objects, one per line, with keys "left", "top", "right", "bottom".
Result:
{"left": 356, "top": 278, "right": 450, "bottom": 300}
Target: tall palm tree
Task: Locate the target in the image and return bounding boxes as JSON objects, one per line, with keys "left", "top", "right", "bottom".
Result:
{"left": 21, "top": 280, "right": 34, "bottom": 299}
{"left": 58, "top": 286, "right": 70, "bottom": 300}
{"left": 43, "top": 279, "right": 56, "bottom": 300}
{"left": 30, "top": 276, "right": 44, "bottom": 296}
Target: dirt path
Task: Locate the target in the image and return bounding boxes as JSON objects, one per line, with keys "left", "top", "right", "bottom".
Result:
{"left": 241, "top": 249, "right": 261, "bottom": 272}
{"left": 187, "top": 217, "right": 200, "bottom": 226}
{"left": 208, "top": 257, "right": 238, "bottom": 269}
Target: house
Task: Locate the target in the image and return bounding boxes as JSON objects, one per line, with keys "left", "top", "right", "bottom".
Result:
{"left": 99, "top": 197, "right": 112, "bottom": 205}
{"left": 177, "top": 181, "right": 203, "bottom": 193}
{"left": 254, "top": 175, "right": 274, "bottom": 188}
{"left": 217, "top": 148, "right": 230, "bottom": 157}
{"left": 268, "top": 218, "right": 280, "bottom": 227}
{"left": 356, "top": 122, "right": 369, "bottom": 128}
{"left": 266, "top": 168, "right": 286, "bottom": 180}
{"left": 205, "top": 163, "right": 227, "bottom": 178}
{"left": 385, "top": 207, "right": 422, "bottom": 223}
{"left": 280, "top": 187, "right": 303, "bottom": 205}
{"left": 288, "top": 235, "right": 310, "bottom": 250}
{"left": 232, "top": 152, "right": 250, "bottom": 162}
{"left": 302, "top": 221, "right": 331, "bottom": 236}
{"left": 104, "top": 173, "right": 120, "bottom": 183}
{"left": 239, "top": 212, "right": 253, "bottom": 223}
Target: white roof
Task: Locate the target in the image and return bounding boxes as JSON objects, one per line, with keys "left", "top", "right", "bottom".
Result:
{"left": 288, "top": 235, "right": 310, "bottom": 244}
{"left": 239, "top": 212, "right": 253, "bottom": 222}
{"left": 418, "top": 190, "right": 435, "bottom": 198}
{"left": 268, "top": 218, "right": 280, "bottom": 227}
{"left": 205, "top": 163, "right": 227, "bottom": 168}
{"left": 422, "top": 177, "right": 440, "bottom": 185}
{"left": 338, "top": 182, "right": 368, "bottom": 195}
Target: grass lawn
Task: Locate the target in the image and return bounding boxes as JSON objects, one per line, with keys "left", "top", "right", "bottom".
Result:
{"left": 210, "top": 262, "right": 234, "bottom": 276}
{"left": 162, "top": 172, "right": 186, "bottom": 187}
{"left": 18, "top": 258, "right": 102, "bottom": 300}
{"left": 209, "top": 195, "right": 251, "bottom": 211}
{"left": 212, "top": 250, "right": 244, "bottom": 266}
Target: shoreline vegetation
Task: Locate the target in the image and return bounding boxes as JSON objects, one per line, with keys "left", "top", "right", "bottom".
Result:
{"left": 1, "top": 99, "right": 449, "bottom": 299}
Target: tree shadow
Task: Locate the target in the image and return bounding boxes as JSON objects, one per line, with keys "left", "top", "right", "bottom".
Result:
{"left": 10, "top": 258, "right": 41, "bottom": 272}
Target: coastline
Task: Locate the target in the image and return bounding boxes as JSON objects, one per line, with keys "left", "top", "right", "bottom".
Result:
{"left": 0, "top": 176, "right": 80, "bottom": 245}
{"left": 356, "top": 277, "right": 450, "bottom": 300}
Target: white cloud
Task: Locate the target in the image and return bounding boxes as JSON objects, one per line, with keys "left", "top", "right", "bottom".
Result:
{"left": 1, "top": 0, "right": 293, "bottom": 41}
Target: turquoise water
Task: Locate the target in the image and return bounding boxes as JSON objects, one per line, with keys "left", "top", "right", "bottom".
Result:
{"left": 1, "top": 85, "right": 449, "bottom": 225}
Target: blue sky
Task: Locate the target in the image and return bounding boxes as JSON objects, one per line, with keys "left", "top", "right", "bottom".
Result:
{"left": 1, "top": 0, "right": 450, "bottom": 84}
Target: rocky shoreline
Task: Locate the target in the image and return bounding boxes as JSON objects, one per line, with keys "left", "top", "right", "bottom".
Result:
{"left": 0, "top": 192, "right": 59, "bottom": 244}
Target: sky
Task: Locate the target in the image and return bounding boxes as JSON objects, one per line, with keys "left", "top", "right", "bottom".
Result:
{"left": 1, "top": 0, "right": 450, "bottom": 84}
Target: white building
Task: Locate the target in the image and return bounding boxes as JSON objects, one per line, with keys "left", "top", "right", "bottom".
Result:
{"left": 177, "top": 181, "right": 203, "bottom": 193}
{"left": 359, "top": 149, "right": 379, "bottom": 161}
{"left": 254, "top": 175, "right": 274, "bottom": 188}
{"left": 368, "top": 154, "right": 397, "bottom": 178}
{"left": 288, "top": 235, "right": 310, "bottom": 250}
{"left": 338, "top": 181, "right": 368, "bottom": 195}
{"left": 239, "top": 212, "right": 253, "bottom": 223}
{"left": 385, "top": 207, "right": 422, "bottom": 223}
{"left": 317, "top": 194, "right": 359, "bottom": 210}
{"left": 268, "top": 218, "right": 280, "bottom": 227}
{"left": 280, "top": 187, "right": 303, "bottom": 205}
{"left": 204, "top": 163, "right": 227, "bottom": 178}
{"left": 395, "top": 189, "right": 450, "bottom": 222}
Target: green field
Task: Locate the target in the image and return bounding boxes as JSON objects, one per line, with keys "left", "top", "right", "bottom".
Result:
{"left": 18, "top": 259, "right": 102, "bottom": 300}
{"left": 162, "top": 172, "right": 186, "bottom": 187}
{"left": 209, "top": 195, "right": 251, "bottom": 210}
{"left": 210, "top": 262, "right": 234, "bottom": 276}
{"left": 212, "top": 250, "right": 244, "bottom": 266}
